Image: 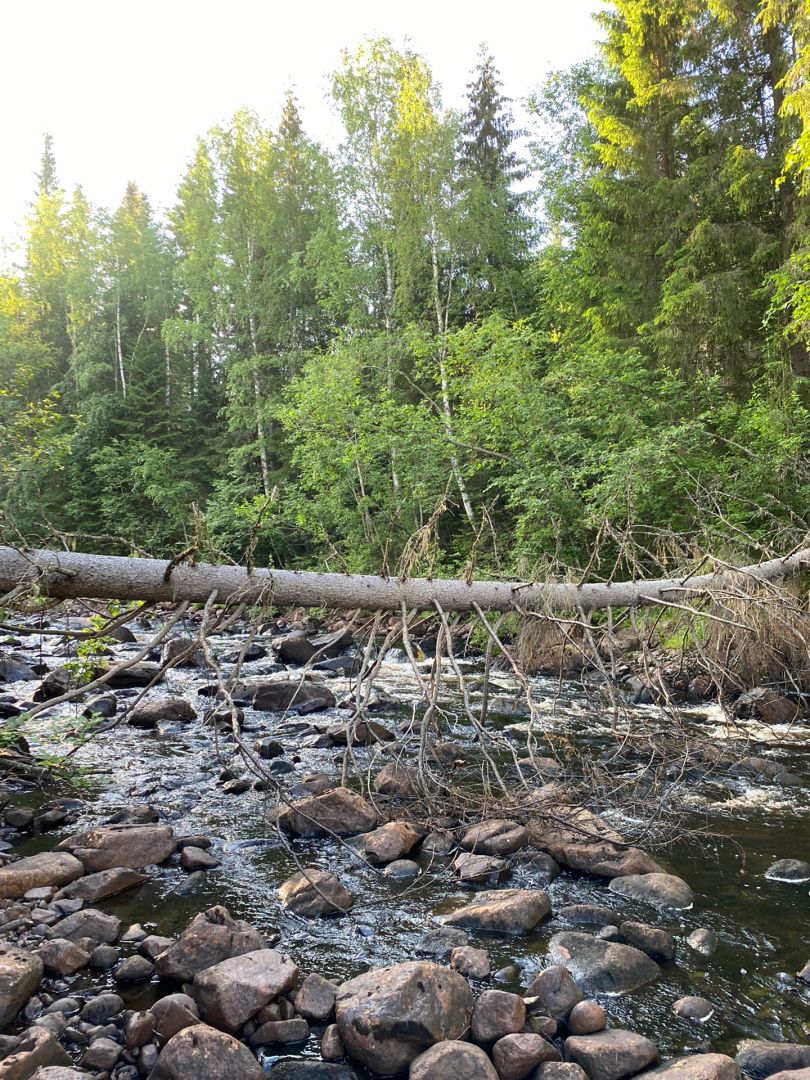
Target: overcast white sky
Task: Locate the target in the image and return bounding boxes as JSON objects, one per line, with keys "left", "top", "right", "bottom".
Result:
{"left": 1, "top": 0, "right": 600, "bottom": 253}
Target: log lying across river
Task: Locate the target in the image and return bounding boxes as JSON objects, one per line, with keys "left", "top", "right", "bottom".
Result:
{"left": 0, "top": 545, "right": 808, "bottom": 614}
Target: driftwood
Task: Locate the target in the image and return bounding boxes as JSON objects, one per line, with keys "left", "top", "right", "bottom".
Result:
{"left": 0, "top": 544, "right": 808, "bottom": 613}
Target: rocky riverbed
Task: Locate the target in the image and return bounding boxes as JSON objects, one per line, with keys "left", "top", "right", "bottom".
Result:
{"left": 0, "top": 611, "right": 809, "bottom": 1079}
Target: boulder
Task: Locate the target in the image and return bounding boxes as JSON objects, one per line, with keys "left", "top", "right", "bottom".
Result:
{"left": 154, "top": 906, "right": 264, "bottom": 982}
{"left": 335, "top": 961, "right": 474, "bottom": 1074}
{"left": 0, "top": 1027, "right": 72, "bottom": 1077}
{"left": 146, "top": 1022, "right": 263, "bottom": 1079}
{"left": 106, "top": 660, "right": 163, "bottom": 688}
{"left": 535, "top": 1065, "right": 589, "bottom": 1080}
{"left": 239, "top": 678, "right": 336, "bottom": 714}
{"left": 686, "top": 928, "right": 717, "bottom": 956}
{"left": 56, "top": 823, "right": 176, "bottom": 871}
{"left": 411, "top": 1041, "right": 499, "bottom": 1080}
{"left": 192, "top": 949, "right": 298, "bottom": 1031}
{"left": 443, "top": 889, "right": 551, "bottom": 934}
{"left": 278, "top": 786, "right": 377, "bottom": 837}
{"left": 55, "top": 866, "right": 146, "bottom": 902}
{"left": 493, "top": 1033, "right": 561, "bottom": 1080}
{"left": 47, "top": 908, "right": 121, "bottom": 944}
{"left": 451, "top": 946, "right": 491, "bottom": 979}
{"left": 559, "top": 905, "right": 619, "bottom": 929}
{"left": 636, "top": 1056, "right": 741, "bottom": 1080}
{"left": 0, "top": 945, "right": 43, "bottom": 1029}
{"left": 567, "top": 1001, "right": 607, "bottom": 1035}
{"left": 529, "top": 806, "right": 663, "bottom": 879}
{"left": 374, "top": 762, "right": 416, "bottom": 796}
{"left": 161, "top": 636, "right": 206, "bottom": 668}
{"left": 249, "top": 1018, "right": 310, "bottom": 1044}
{"left": 453, "top": 852, "right": 509, "bottom": 885}
{"left": 0, "top": 853, "right": 84, "bottom": 900}
{"left": 608, "top": 873, "right": 694, "bottom": 911}
{"left": 27, "top": 1068, "right": 90, "bottom": 1079}
{"left": 565, "top": 1030, "right": 659, "bottom": 1080}
{"left": 471, "top": 989, "right": 526, "bottom": 1043}
{"left": 548, "top": 933, "right": 659, "bottom": 994}
{"left": 36, "top": 938, "right": 90, "bottom": 976}
{"left": 278, "top": 868, "right": 353, "bottom": 917}
{"left": 525, "top": 966, "right": 584, "bottom": 1021}
{"left": 618, "top": 922, "right": 675, "bottom": 961}
{"left": 180, "top": 847, "right": 219, "bottom": 871}
{"left": 732, "top": 687, "right": 801, "bottom": 725}
{"left": 128, "top": 697, "right": 197, "bottom": 728}
{"left": 295, "top": 973, "right": 338, "bottom": 1022}
{"left": 672, "top": 996, "right": 714, "bottom": 1021}
{"left": 150, "top": 993, "right": 200, "bottom": 1046}
{"left": 267, "top": 1063, "right": 360, "bottom": 1079}
{"left": 462, "top": 819, "right": 529, "bottom": 857}
{"left": 735, "top": 1042, "right": 810, "bottom": 1079}
{"left": 363, "top": 821, "right": 422, "bottom": 865}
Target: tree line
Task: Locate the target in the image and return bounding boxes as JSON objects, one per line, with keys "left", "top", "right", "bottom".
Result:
{"left": 1, "top": 9, "right": 808, "bottom": 578}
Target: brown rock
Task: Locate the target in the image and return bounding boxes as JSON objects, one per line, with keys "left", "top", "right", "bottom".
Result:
{"left": 47, "top": 908, "right": 120, "bottom": 944}
{"left": 529, "top": 806, "right": 663, "bottom": 879}
{"left": 411, "top": 1041, "right": 500, "bottom": 1079}
{"left": 533, "top": 1064, "right": 589, "bottom": 1080}
{"left": 526, "top": 967, "right": 584, "bottom": 1021}
{"left": 735, "top": 1042, "right": 810, "bottom": 1079}
{"left": 57, "top": 823, "right": 176, "bottom": 871}
{"left": 0, "top": 852, "right": 84, "bottom": 900}
{"left": 294, "top": 972, "right": 338, "bottom": 1022}
{"left": 608, "top": 873, "right": 694, "bottom": 911}
{"left": 151, "top": 993, "right": 200, "bottom": 1046}
{"left": 472, "top": 989, "right": 526, "bottom": 1042}
{"left": 335, "top": 960, "right": 474, "bottom": 1074}
{"left": 55, "top": 866, "right": 147, "bottom": 902}
{"left": 128, "top": 697, "right": 197, "bottom": 728}
{"left": 549, "top": 933, "right": 660, "bottom": 994}
{"left": 493, "top": 1032, "right": 561, "bottom": 1080}
{"left": 192, "top": 948, "right": 298, "bottom": 1031}
{"left": 618, "top": 922, "right": 675, "bottom": 961}
{"left": 363, "top": 821, "right": 422, "bottom": 865}
{"left": 277, "top": 868, "right": 353, "bottom": 917}
{"left": 374, "top": 762, "right": 416, "bottom": 796}
{"left": 0, "top": 1027, "right": 72, "bottom": 1077}
{"left": 565, "top": 1030, "right": 659, "bottom": 1080}
{"left": 277, "top": 786, "right": 377, "bottom": 837}
{"left": 249, "top": 1018, "right": 309, "bottom": 1045}
{"left": 453, "top": 852, "right": 509, "bottom": 885}
{"left": 154, "top": 906, "right": 264, "bottom": 982}
{"left": 567, "top": 1001, "right": 606, "bottom": 1035}
{"left": 635, "top": 1054, "right": 741, "bottom": 1080}
{"left": 146, "top": 1022, "right": 263, "bottom": 1079}
{"left": 451, "top": 946, "right": 491, "bottom": 979}
{"left": 443, "top": 889, "right": 551, "bottom": 934}
{"left": 0, "top": 945, "right": 44, "bottom": 1029}
{"left": 180, "top": 847, "right": 220, "bottom": 871}
{"left": 36, "top": 938, "right": 90, "bottom": 976}
{"left": 462, "top": 819, "right": 529, "bottom": 856}
{"left": 320, "top": 1023, "right": 344, "bottom": 1060}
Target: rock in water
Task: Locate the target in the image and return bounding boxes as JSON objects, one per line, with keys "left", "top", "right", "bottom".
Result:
{"left": 0, "top": 945, "right": 44, "bottom": 1029}
{"left": 549, "top": 933, "right": 660, "bottom": 994}
{"left": 277, "top": 786, "right": 377, "bottom": 837}
{"left": 565, "top": 1030, "right": 659, "bottom": 1080}
{"left": 411, "top": 1041, "right": 499, "bottom": 1079}
{"left": 526, "top": 966, "right": 584, "bottom": 1020}
{"left": 192, "top": 949, "right": 298, "bottom": 1031}
{"left": 55, "top": 866, "right": 147, "bottom": 902}
{"left": 146, "top": 1022, "right": 263, "bottom": 1079}
{"left": 635, "top": 1055, "right": 741, "bottom": 1080}
{"left": 442, "top": 889, "right": 551, "bottom": 934}
{"left": 735, "top": 1041, "right": 810, "bottom": 1079}
{"left": 335, "top": 961, "right": 473, "bottom": 1074}
{"left": 764, "top": 859, "right": 810, "bottom": 884}
{"left": 0, "top": 1027, "right": 72, "bottom": 1073}
{"left": 0, "top": 852, "right": 84, "bottom": 900}
{"left": 278, "top": 868, "right": 353, "bottom": 916}
{"left": 56, "top": 823, "right": 176, "bottom": 871}
{"left": 608, "top": 873, "right": 694, "bottom": 911}
{"left": 461, "top": 819, "right": 529, "bottom": 856}
{"left": 154, "top": 906, "right": 263, "bottom": 982}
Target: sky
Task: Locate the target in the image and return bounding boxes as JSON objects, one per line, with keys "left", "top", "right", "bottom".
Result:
{"left": 1, "top": 0, "right": 600, "bottom": 253}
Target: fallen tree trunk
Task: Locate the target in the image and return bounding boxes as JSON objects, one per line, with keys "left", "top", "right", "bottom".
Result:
{"left": 0, "top": 545, "right": 808, "bottom": 613}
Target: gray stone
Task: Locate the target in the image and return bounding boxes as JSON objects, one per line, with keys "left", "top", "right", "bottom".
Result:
{"left": 764, "top": 859, "right": 810, "bottom": 884}
{"left": 565, "top": 1030, "right": 659, "bottom": 1080}
{"left": 411, "top": 1041, "right": 499, "bottom": 1080}
{"left": 0, "top": 945, "right": 44, "bottom": 1029}
{"left": 672, "top": 996, "right": 714, "bottom": 1021}
{"left": 686, "top": 928, "right": 718, "bottom": 956}
{"left": 549, "top": 933, "right": 660, "bottom": 994}
{"left": 525, "top": 966, "right": 584, "bottom": 1021}
{"left": 443, "top": 889, "right": 551, "bottom": 934}
{"left": 735, "top": 1041, "right": 810, "bottom": 1079}
{"left": 608, "top": 872, "right": 694, "bottom": 911}
{"left": 146, "top": 1022, "right": 263, "bottom": 1080}
{"left": 55, "top": 866, "right": 147, "bottom": 903}
{"left": 47, "top": 908, "right": 120, "bottom": 945}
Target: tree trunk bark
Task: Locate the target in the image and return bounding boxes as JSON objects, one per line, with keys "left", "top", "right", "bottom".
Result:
{"left": 1, "top": 546, "right": 807, "bottom": 613}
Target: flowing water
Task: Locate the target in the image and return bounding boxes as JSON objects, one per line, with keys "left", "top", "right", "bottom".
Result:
{"left": 4, "top": 620, "right": 810, "bottom": 1071}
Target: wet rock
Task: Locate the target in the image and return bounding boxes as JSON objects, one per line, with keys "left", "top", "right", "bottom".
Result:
{"left": 735, "top": 1042, "right": 810, "bottom": 1079}
{"left": 416, "top": 927, "right": 469, "bottom": 959}
{"left": 161, "top": 635, "right": 206, "bottom": 668}
{"left": 529, "top": 807, "right": 663, "bottom": 879}
{"left": 271, "top": 631, "right": 319, "bottom": 664}
{"left": 82, "top": 1035, "right": 121, "bottom": 1070}
{"left": 374, "top": 763, "right": 416, "bottom": 797}
{"left": 27, "top": 1068, "right": 89, "bottom": 1079}
{"left": 493, "top": 1032, "right": 561, "bottom": 1080}
{"left": 422, "top": 831, "right": 457, "bottom": 856}
{"left": 180, "top": 847, "right": 219, "bottom": 871}
{"left": 559, "top": 905, "right": 619, "bottom": 929}
{"left": 0, "top": 1027, "right": 72, "bottom": 1075}
{"left": 411, "top": 1041, "right": 499, "bottom": 1079}
{"left": 36, "top": 938, "right": 90, "bottom": 976}
{"left": 567, "top": 1001, "right": 606, "bottom": 1035}
{"left": 320, "top": 1023, "right": 345, "bottom": 1060}
{"left": 732, "top": 687, "right": 801, "bottom": 725}
{"left": 254, "top": 738, "right": 284, "bottom": 759}
{"left": 513, "top": 850, "right": 561, "bottom": 885}
{"left": 250, "top": 1017, "right": 310, "bottom": 1044}
{"left": 154, "top": 906, "right": 263, "bottom": 982}
{"left": 672, "top": 996, "right": 714, "bottom": 1021}
{"left": 128, "top": 697, "right": 197, "bottom": 728}
{"left": 294, "top": 973, "right": 338, "bottom": 1022}
{"left": 278, "top": 868, "right": 353, "bottom": 917}
{"left": 471, "top": 989, "right": 526, "bottom": 1042}
{"left": 171, "top": 871, "right": 207, "bottom": 896}
{"left": 548, "top": 933, "right": 660, "bottom": 994}
{"left": 451, "top": 945, "right": 491, "bottom": 979}
{"left": 192, "top": 948, "right": 298, "bottom": 1031}
{"left": 80, "top": 992, "right": 124, "bottom": 1023}
{"left": 462, "top": 819, "right": 529, "bottom": 857}
{"left": 56, "top": 866, "right": 147, "bottom": 903}
{"left": 362, "top": 821, "right": 422, "bottom": 865}
{"left": 325, "top": 719, "right": 395, "bottom": 745}
{"left": 798, "top": 959, "right": 810, "bottom": 982}
{"left": 277, "top": 787, "right": 376, "bottom": 837}
{"left": 608, "top": 873, "right": 694, "bottom": 911}
{"left": 535, "top": 1064, "right": 590, "bottom": 1080}
{"left": 334, "top": 960, "right": 474, "bottom": 1074}
{"left": 565, "top": 1030, "right": 659, "bottom": 1080}
{"left": 385, "top": 859, "right": 420, "bottom": 880}
{"left": 107, "top": 660, "right": 164, "bottom": 688}
{"left": 47, "top": 908, "right": 121, "bottom": 944}
{"left": 635, "top": 1054, "right": 741, "bottom": 1080}
{"left": 765, "top": 1072, "right": 810, "bottom": 1080}
{"left": 0, "top": 656, "right": 38, "bottom": 682}
{"left": 243, "top": 678, "right": 336, "bottom": 714}
{"left": 56, "top": 823, "right": 176, "bottom": 871}
{"left": 114, "top": 955, "right": 155, "bottom": 983}
{"left": 4, "top": 807, "right": 34, "bottom": 829}
{"left": 140, "top": 935, "right": 174, "bottom": 961}
{"left": 268, "top": 1064, "right": 359, "bottom": 1079}
{"left": 0, "top": 853, "right": 84, "bottom": 900}
{"left": 764, "top": 859, "right": 810, "bottom": 884}
{"left": 525, "top": 966, "right": 584, "bottom": 1021}
{"left": 443, "top": 889, "right": 551, "bottom": 934}
{"left": 0, "top": 945, "right": 43, "bottom": 1029}
{"left": 146, "top": 1022, "right": 263, "bottom": 1079}
{"left": 453, "top": 852, "right": 509, "bottom": 885}
{"left": 124, "top": 1008, "right": 156, "bottom": 1048}
{"left": 618, "top": 922, "right": 675, "bottom": 961}
{"left": 150, "top": 993, "right": 200, "bottom": 1046}
{"left": 686, "top": 928, "right": 717, "bottom": 956}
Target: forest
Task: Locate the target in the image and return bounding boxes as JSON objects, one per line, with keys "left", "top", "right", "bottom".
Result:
{"left": 1, "top": 0, "right": 809, "bottom": 580}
